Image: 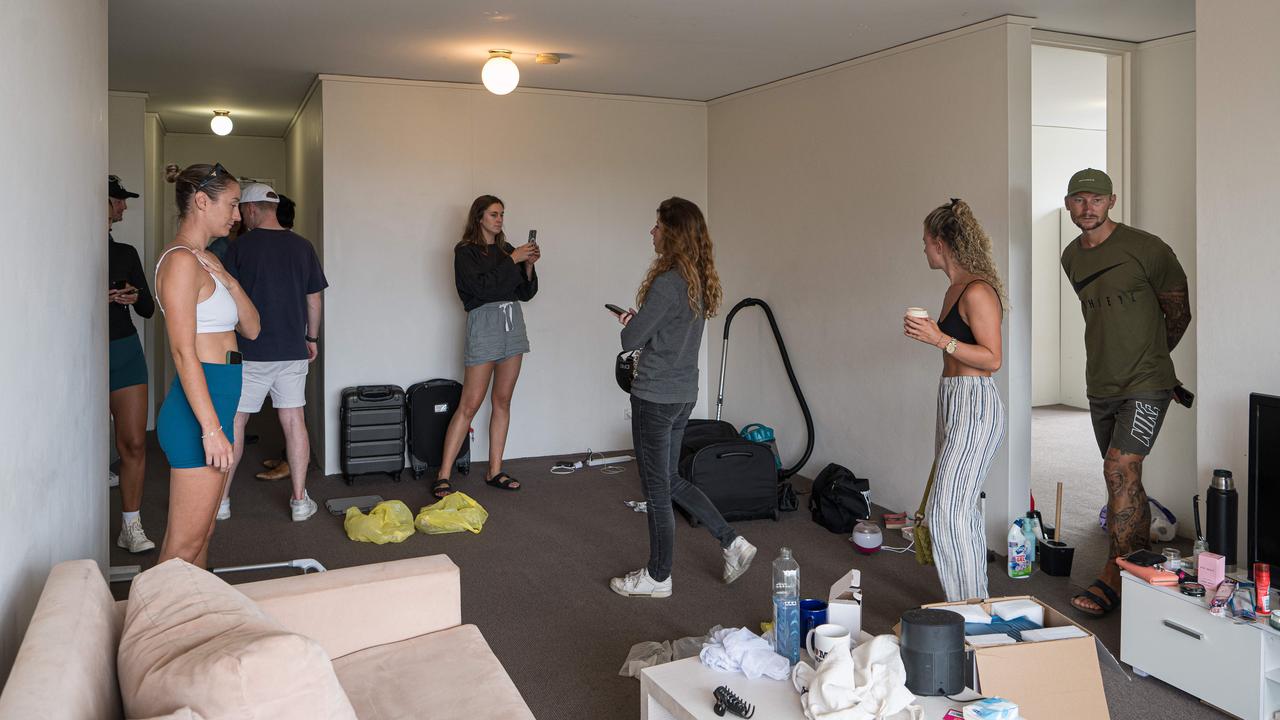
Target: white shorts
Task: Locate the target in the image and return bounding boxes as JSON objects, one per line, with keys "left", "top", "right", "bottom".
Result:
{"left": 237, "top": 360, "right": 310, "bottom": 413}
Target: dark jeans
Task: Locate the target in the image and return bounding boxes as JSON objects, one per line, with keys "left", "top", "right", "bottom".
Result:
{"left": 631, "top": 396, "right": 737, "bottom": 582}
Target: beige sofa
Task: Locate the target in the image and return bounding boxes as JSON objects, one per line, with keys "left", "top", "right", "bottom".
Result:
{"left": 0, "top": 555, "right": 534, "bottom": 720}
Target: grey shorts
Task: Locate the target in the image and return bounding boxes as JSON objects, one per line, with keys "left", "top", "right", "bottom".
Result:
{"left": 1088, "top": 389, "right": 1173, "bottom": 458}
{"left": 465, "top": 301, "right": 530, "bottom": 367}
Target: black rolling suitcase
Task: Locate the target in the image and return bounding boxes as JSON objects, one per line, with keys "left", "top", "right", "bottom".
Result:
{"left": 678, "top": 419, "right": 780, "bottom": 524}
{"left": 406, "top": 379, "right": 471, "bottom": 479}
{"left": 339, "top": 385, "right": 406, "bottom": 484}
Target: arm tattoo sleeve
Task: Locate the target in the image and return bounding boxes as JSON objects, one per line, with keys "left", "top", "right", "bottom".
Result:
{"left": 1156, "top": 283, "right": 1191, "bottom": 352}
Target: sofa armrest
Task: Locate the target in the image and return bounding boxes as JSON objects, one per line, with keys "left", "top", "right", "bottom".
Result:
{"left": 234, "top": 554, "right": 461, "bottom": 660}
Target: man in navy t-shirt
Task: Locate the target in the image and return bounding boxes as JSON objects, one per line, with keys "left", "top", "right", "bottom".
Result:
{"left": 219, "top": 183, "right": 328, "bottom": 523}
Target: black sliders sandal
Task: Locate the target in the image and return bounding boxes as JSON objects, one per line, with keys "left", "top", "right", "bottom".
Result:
{"left": 485, "top": 472, "right": 522, "bottom": 491}
{"left": 1072, "top": 579, "right": 1120, "bottom": 617}
{"left": 431, "top": 478, "right": 455, "bottom": 499}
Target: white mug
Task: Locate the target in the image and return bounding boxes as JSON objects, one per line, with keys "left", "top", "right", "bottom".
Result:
{"left": 805, "top": 623, "right": 851, "bottom": 664}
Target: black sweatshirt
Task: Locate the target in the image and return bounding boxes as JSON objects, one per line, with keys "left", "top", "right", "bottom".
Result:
{"left": 453, "top": 242, "right": 538, "bottom": 311}
{"left": 108, "top": 235, "right": 155, "bottom": 341}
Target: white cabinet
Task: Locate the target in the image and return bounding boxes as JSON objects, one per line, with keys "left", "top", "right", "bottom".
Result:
{"left": 1121, "top": 571, "right": 1280, "bottom": 720}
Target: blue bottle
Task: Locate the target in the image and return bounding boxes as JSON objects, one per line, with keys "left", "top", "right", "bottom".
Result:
{"left": 772, "top": 547, "right": 801, "bottom": 664}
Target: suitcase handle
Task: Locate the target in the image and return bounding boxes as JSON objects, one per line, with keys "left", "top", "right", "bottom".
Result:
{"left": 357, "top": 385, "right": 395, "bottom": 401}
{"left": 716, "top": 451, "right": 755, "bottom": 459}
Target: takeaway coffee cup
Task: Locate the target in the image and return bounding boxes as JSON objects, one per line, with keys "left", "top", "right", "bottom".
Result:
{"left": 805, "top": 623, "right": 851, "bottom": 664}
{"left": 906, "top": 307, "right": 929, "bottom": 319}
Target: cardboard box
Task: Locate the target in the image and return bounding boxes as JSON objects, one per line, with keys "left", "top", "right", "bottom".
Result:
{"left": 919, "top": 595, "right": 1109, "bottom": 720}
{"left": 827, "top": 569, "right": 862, "bottom": 638}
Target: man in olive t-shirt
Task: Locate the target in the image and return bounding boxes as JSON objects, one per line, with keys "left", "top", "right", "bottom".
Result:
{"left": 1060, "top": 169, "right": 1192, "bottom": 618}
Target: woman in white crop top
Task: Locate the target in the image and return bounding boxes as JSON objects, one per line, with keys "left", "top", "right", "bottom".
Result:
{"left": 154, "top": 162, "right": 260, "bottom": 567}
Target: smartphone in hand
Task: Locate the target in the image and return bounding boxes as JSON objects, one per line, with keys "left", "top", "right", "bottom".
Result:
{"left": 110, "top": 279, "right": 127, "bottom": 291}
{"left": 528, "top": 230, "right": 537, "bottom": 244}
{"left": 605, "top": 304, "right": 627, "bottom": 316}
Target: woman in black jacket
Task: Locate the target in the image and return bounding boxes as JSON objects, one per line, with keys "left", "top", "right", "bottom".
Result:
{"left": 435, "top": 195, "right": 540, "bottom": 498}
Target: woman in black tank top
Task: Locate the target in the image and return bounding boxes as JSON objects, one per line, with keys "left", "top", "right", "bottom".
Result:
{"left": 902, "top": 199, "right": 1008, "bottom": 602}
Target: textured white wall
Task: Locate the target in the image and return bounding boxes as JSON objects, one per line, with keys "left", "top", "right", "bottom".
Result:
{"left": 318, "top": 78, "right": 708, "bottom": 474}
{"left": 707, "top": 18, "right": 1033, "bottom": 551}
{"left": 1196, "top": 0, "right": 1279, "bottom": 556}
{"left": 0, "top": 0, "right": 107, "bottom": 685}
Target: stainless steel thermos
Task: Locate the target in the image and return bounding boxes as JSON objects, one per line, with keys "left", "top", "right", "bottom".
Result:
{"left": 1207, "top": 468, "right": 1239, "bottom": 571}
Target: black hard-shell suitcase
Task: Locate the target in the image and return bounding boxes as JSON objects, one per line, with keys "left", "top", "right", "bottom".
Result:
{"left": 339, "top": 385, "right": 406, "bottom": 484}
{"left": 678, "top": 419, "right": 780, "bottom": 524}
{"left": 407, "top": 379, "right": 471, "bottom": 479}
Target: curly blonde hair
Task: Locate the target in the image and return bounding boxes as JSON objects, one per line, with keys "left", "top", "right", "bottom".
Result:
{"left": 924, "top": 198, "right": 1008, "bottom": 311}
{"left": 636, "top": 197, "right": 723, "bottom": 318}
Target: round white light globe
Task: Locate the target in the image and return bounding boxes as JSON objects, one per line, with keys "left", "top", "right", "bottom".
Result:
{"left": 481, "top": 56, "right": 520, "bottom": 95}
{"left": 210, "top": 114, "right": 233, "bottom": 136}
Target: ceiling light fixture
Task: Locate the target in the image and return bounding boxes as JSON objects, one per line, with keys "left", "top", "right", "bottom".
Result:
{"left": 210, "top": 110, "right": 233, "bottom": 136}
{"left": 482, "top": 50, "right": 520, "bottom": 95}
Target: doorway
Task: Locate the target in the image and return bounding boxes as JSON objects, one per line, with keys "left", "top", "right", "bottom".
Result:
{"left": 1030, "top": 42, "right": 1127, "bottom": 557}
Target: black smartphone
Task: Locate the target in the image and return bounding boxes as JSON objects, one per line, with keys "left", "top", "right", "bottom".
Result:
{"left": 110, "top": 279, "right": 127, "bottom": 291}
{"left": 605, "top": 303, "right": 627, "bottom": 316}
{"left": 1125, "top": 549, "right": 1166, "bottom": 567}
{"left": 225, "top": 350, "right": 243, "bottom": 365}
{"left": 528, "top": 229, "right": 537, "bottom": 244}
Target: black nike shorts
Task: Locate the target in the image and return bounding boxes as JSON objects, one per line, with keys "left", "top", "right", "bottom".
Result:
{"left": 1087, "top": 390, "right": 1174, "bottom": 458}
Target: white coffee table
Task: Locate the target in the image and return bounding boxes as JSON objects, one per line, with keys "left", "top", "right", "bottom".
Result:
{"left": 639, "top": 635, "right": 966, "bottom": 720}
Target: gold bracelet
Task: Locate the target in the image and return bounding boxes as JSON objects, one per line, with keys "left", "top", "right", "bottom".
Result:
{"left": 201, "top": 426, "right": 222, "bottom": 439}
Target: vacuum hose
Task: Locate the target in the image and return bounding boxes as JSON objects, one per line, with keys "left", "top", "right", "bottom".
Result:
{"left": 717, "top": 298, "right": 815, "bottom": 480}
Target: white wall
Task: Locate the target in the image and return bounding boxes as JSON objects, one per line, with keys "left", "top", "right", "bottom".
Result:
{"left": 707, "top": 18, "right": 1033, "bottom": 551}
{"left": 285, "top": 84, "right": 326, "bottom": 461}
{"left": 1133, "top": 33, "right": 1197, "bottom": 534}
{"left": 318, "top": 77, "right": 708, "bottom": 474}
{"left": 1030, "top": 46, "right": 1106, "bottom": 407}
{"left": 1196, "top": 0, "right": 1279, "bottom": 556}
{"left": 109, "top": 92, "right": 152, "bottom": 425}
{"left": 0, "top": 0, "right": 107, "bottom": 685}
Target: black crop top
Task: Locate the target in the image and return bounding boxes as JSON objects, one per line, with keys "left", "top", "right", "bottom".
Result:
{"left": 938, "top": 280, "right": 998, "bottom": 346}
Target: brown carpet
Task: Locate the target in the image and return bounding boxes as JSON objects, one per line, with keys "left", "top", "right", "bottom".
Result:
{"left": 107, "top": 410, "right": 1222, "bottom": 719}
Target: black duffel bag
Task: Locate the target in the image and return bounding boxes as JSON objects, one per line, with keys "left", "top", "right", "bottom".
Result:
{"left": 809, "top": 463, "right": 872, "bottom": 533}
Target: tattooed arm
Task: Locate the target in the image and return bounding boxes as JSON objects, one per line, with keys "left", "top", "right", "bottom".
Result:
{"left": 1156, "top": 282, "right": 1191, "bottom": 352}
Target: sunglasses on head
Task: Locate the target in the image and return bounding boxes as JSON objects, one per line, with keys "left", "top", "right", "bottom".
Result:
{"left": 195, "top": 163, "right": 228, "bottom": 191}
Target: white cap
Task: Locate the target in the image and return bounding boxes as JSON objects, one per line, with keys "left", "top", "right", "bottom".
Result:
{"left": 240, "top": 183, "right": 279, "bottom": 204}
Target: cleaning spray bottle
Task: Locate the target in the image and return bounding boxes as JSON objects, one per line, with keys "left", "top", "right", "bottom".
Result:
{"left": 1008, "top": 519, "right": 1032, "bottom": 579}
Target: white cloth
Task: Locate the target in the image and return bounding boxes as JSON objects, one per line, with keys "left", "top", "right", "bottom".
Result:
{"left": 698, "top": 627, "right": 790, "bottom": 681}
{"left": 791, "top": 634, "right": 921, "bottom": 720}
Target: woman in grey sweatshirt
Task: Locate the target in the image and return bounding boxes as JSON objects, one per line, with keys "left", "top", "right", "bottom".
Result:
{"left": 609, "top": 197, "right": 757, "bottom": 598}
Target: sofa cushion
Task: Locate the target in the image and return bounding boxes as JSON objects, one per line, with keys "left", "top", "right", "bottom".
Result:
{"left": 139, "top": 710, "right": 204, "bottom": 720}
{"left": 332, "top": 624, "right": 534, "bottom": 720}
{"left": 117, "top": 559, "right": 356, "bottom": 720}
{"left": 0, "top": 560, "right": 122, "bottom": 720}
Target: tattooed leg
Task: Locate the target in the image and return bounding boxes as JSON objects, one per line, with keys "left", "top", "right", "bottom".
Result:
{"left": 1073, "top": 447, "right": 1148, "bottom": 613}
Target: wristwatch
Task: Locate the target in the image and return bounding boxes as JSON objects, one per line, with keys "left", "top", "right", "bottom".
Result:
{"left": 943, "top": 337, "right": 958, "bottom": 355}
{"left": 305, "top": 335, "right": 319, "bottom": 343}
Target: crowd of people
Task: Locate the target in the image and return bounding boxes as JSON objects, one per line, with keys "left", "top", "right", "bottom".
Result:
{"left": 109, "top": 163, "right": 1189, "bottom": 610}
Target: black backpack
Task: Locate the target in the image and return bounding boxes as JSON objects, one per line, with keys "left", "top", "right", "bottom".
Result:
{"left": 809, "top": 463, "right": 871, "bottom": 533}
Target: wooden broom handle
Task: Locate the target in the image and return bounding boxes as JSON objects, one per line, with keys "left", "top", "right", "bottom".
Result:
{"left": 1054, "top": 481, "right": 1064, "bottom": 544}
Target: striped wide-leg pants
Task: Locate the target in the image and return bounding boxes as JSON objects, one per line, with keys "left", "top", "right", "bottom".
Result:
{"left": 929, "top": 376, "right": 1006, "bottom": 602}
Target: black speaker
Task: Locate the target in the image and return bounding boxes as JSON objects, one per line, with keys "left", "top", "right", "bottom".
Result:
{"left": 900, "top": 608, "right": 965, "bottom": 696}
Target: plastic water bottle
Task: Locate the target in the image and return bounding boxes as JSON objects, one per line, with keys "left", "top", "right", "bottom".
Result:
{"left": 772, "top": 547, "right": 801, "bottom": 664}
{"left": 1008, "top": 520, "right": 1031, "bottom": 579}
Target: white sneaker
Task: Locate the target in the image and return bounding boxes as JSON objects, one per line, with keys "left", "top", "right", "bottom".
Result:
{"left": 108, "top": 471, "right": 119, "bottom": 488}
{"left": 723, "top": 536, "right": 757, "bottom": 584}
{"left": 610, "top": 568, "right": 672, "bottom": 598}
{"left": 216, "top": 497, "right": 231, "bottom": 521}
{"left": 290, "top": 491, "right": 318, "bottom": 522}
{"left": 117, "top": 519, "right": 155, "bottom": 553}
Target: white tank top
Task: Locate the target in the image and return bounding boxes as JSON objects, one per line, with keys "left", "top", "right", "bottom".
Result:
{"left": 155, "top": 246, "right": 239, "bottom": 333}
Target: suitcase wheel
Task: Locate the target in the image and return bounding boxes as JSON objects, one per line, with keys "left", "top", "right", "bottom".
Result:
{"left": 391, "top": 470, "right": 403, "bottom": 482}
{"left": 458, "top": 461, "right": 471, "bottom": 476}
{"left": 344, "top": 474, "right": 353, "bottom": 486}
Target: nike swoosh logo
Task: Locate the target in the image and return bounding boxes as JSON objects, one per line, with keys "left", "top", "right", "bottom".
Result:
{"left": 1071, "top": 262, "right": 1126, "bottom": 294}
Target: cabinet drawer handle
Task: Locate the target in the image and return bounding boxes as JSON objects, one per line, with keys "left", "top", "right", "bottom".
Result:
{"left": 1162, "top": 619, "right": 1203, "bottom": 640}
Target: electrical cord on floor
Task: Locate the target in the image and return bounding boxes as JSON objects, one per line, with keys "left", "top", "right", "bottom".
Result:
{"left": 549, "top": 449, "right": 627, "bottom": 475}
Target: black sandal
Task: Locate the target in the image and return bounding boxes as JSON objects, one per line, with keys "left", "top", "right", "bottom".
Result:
{"left": 431, "top": 478, "right": 455, "bottom": 499}
{"left": 1072, "top": 579, "right": 1120, "bottom": 617}
{"left": 485, "top": 472, "right": 521, "bottom": 491}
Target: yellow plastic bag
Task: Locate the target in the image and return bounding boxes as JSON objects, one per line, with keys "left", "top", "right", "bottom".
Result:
{"left": 344, "top": 500, "right": 416, "bottom": 544}
{"left": 415, "top": 492, "right": 488, "bottom": 535}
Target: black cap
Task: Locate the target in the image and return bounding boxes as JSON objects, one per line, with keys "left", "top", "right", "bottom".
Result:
{"left": 109, "top": 175, "right": 139, "bottom": 199}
